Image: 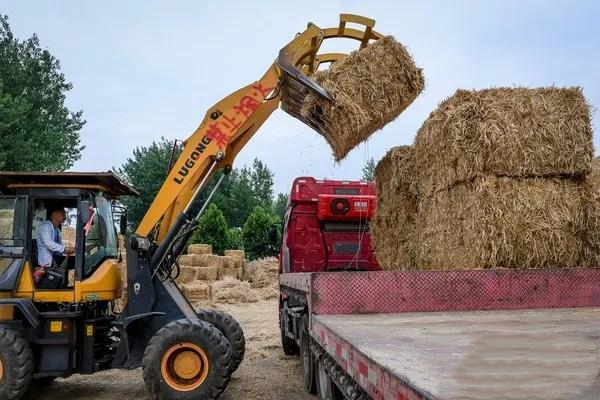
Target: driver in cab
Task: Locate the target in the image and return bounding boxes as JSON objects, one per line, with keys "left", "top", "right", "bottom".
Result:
{"left": 33, "top": 206, "right": 75, "bottom": 285}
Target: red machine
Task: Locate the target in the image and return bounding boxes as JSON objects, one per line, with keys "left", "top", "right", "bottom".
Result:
{"left": 279, "top": 177, "right": 379, "bottom": 275}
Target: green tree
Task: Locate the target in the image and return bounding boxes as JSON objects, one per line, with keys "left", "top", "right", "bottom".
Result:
{"left": 242, "top": 206, "right": 277, "bottom": 260}
{"left": 226, "top": 227, "right": 243, "bottom": 250}
{"left": 117, "top": 137, "right": 179, "bottom": 229}
{"left": 0, "top": 15, "right": 85, "bottom": 171}
{"left": 190, "top": 203, "right": 229, "bottom": 255}
{"left": 272, "top": 193, "right": 288, "bottom": 221}
{"left": 362, "top": 157, "right": 376, "bottom": 181}
{"left": 251, "top": 158, "right": 274, "bottom": 208}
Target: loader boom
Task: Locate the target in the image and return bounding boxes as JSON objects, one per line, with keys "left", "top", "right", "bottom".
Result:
{"left": 135, "top": 14, "right": 382, "bottom": 245}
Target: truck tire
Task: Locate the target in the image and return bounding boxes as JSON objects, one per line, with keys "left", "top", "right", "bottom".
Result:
{"left": 300, "top": 314, "right": 317, "bottom": 394}
{"left": 316, "top": 359, "right": 344, "bottom": 400}
{"left": 0, "top": 326, "right": 33, "bottom": 400}
{"left": 280, "top": 306, "right": 299, "bottom": 356}
{"left": 196, "top": 308, "right": 245, "bottom": 373}
{"left": 142, "top": 319, "right": 232, "bottom": 400}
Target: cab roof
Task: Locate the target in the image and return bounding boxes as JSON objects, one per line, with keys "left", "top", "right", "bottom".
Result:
{"left": 0, "top": 171, "right": 139, "bottom": 197}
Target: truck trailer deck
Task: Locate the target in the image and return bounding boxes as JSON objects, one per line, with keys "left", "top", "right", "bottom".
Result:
{"left": 280, "top": 269, "right": 600, "bottom": 400}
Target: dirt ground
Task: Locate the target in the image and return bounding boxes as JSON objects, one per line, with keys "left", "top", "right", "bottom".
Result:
{"left": 25, "top": 299, "right": 314, "bottom": 400}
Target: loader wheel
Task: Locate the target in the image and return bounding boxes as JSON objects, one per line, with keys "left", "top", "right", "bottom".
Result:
{"left": 196, "top": 308, "right": 245, "bottom": 373}
{"left": 0, "top": 326, "right": 33, "bottom": 400}
{"left": 142, "top": 319, "right": 232, "bottom": 400}
{"left": 300, "top": 314, "right": 317, "bottom": 394}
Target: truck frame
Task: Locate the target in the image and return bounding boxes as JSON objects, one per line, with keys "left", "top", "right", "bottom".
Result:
{"left": 280, "top": 268, "right": 600, "bottom": 399}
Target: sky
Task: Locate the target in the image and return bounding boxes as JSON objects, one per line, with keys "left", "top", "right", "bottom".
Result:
{"left": 2, "top": 1, "right": 599, "bottom": 195}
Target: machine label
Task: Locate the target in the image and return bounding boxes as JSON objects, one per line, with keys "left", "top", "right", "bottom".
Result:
{"left": 86, "top": 325, "right": 94, "bottom": 336}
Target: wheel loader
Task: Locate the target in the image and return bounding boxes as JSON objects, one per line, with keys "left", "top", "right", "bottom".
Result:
{"left": 0, "top": 14, "right": 384, "bottom": 400}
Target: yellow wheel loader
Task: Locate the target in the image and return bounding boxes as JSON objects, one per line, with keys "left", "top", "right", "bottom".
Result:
{"left": 0, "top": 14, "right": 383, "bottom": 400}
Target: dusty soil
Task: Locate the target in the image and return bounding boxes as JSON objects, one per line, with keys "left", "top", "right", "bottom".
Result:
{"left": 25, "top": 300, "right": 314, "bottom": 400}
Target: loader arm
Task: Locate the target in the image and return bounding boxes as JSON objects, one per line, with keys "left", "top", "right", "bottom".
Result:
{"left": 135, "top": 14, "right": 382, "bottom": 247}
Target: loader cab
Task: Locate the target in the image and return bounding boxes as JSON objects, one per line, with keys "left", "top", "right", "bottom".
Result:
{"left": 0, "top": 171, "right": 137, "bottom": 300}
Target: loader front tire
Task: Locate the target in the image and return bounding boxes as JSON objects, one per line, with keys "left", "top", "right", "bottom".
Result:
{"left": 196, "top": 308, "right": 245, "bottom": 373}
{"left": 142, "top": 319, "right": 232, "bottom": 400}
{"left": 0, "top": 326, "right": 33, "bottom": 400}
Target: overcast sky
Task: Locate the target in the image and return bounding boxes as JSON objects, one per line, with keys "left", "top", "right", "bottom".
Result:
{"left": 3, "top": 1, "right": 599, "bottom": 194}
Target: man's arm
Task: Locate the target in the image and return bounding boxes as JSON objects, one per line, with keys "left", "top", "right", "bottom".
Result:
{"left": 39, "top": 222, "right": 65, "bottom": 254}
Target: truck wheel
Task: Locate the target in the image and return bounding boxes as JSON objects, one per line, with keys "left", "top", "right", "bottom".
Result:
{"left": 196, "top": 308, "right": 245, "bottom": 373}
{"left": 316, "top": 359, "right": 343, "bottom": 400}
{"left": 300, "top": 314, "right": 317, "bottom": 394}
{"left": 0, "top": 326, "right": 33, "bottom": 400}
{"left": 142, "top": 319, "right": 232, "bottom": 400}
{"left": 280, "top": 306, "right": 299, "bottom": 356}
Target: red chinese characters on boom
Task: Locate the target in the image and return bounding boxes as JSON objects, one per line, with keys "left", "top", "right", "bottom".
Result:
{"left": 205, "top": 122, "right": 230, "bottom": 149}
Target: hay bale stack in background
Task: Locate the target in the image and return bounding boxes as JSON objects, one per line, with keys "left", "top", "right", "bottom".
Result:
{"left": 372, "top": 86, "right": 597, "bottom": 270}
{"left": 414, "top": 87, "right": 593, "bottom": 197}
{"left": 218, "top": 267, "right": 239, "bottom": 280}
{"left": 177, "top": 266, "right": 198, "bottom": 284}
{"left": 582, "top": 158, "right": 600, "bottom": 267}
{"left": 302, "top": 36, "right": 424, "bottom": 160}
{"left": 370, "top": 146, "right": 417, "bottom": 269}
{"left": 196, "top": 266, "right": 218, "bottom": 281}
{"left": 224, "top": 250, "right": 245, "bottom": 269}
{"left": 245, "top": 258, "right": 279, "bottom": 289}
{"left": 188, "top": 244, "right": 212, "bottom": 255}
{"left": 181, "top": 282, "right": 211, "bottom": 303}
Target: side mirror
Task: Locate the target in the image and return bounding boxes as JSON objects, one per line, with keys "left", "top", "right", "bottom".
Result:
{"left": 119, "top": 214, "right": 127, "bottom": 235}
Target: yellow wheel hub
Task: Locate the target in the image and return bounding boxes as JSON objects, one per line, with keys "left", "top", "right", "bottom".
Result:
{"left": 161, "top": 342, "right": 209, "bottom": 392}
{"left": 0, "top": 357, "right": 3, "bottom": 382}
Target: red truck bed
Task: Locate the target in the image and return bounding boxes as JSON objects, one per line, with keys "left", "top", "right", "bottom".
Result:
{"left": 280, "top": 269, "right": 600, "bottom": 400}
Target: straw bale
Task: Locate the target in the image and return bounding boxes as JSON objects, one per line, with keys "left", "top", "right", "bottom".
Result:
{"left": 211, "top": 277, "right": 258, "bottom": 304}
{"left": 0, "top": 210, "right": 13, "bottom": 218}
{"left": 178, "top": 254, "right": 200, "bottom": 267}
{"left": 224, "top": 250, "right": 245, "bottom": 260}
{"left": 302, "top": 36, "right": 424, "bottom": 160}
{"left": 197, "top": 254, "right": 225, "bottom": 269}
{"left": 218, "top": 267, "right": 238, "bottom": 280}
{"left": 181, "top": 282, "right": 211, "bottom": 303}
{"left": 582, "top": 158, "right": 600, "bottom": 267}
{"left": 371, "top": 146, "right": 418, "bottom": 269}
{"left": 414, "top": 176, "right": 587, "bottom": 270}
{"left": 188, "top": 244, "right": 212, "bottom": 255}
{"left": 245, "top": 258, "right": 278, "bottom": 289}
{"left": 196, "top": 266, "right": 218, "bottom": 282}
{"left": 414, "top": 87, "right": 593, "bottom": 197}
{"left": 222, "top": 256, "right": 235, "bottom": 269}
{"left": 176, "top": 266, "right": 198, "bottom": 284}
{"left": 234, "top": 267, "right": 243, "bottom": 280}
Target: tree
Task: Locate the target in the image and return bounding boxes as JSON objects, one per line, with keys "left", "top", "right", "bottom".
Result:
{"left": 362, "top": 157, "right": 375, "bottom": 181}
{"left": 117, "top": 137, "right": 179, "bottom": 229}
{"left": 0, "top": 15, "right": 85, "bottom": 171}
{"left": 272, "top": 193, "right": 288, "bottom": 222}
{"left": 242, "top": 206, "right": 278, "bottom": 260}
{"left": 251, "top": 158, "right": 274, "bottom": 209}
{"left": 190, "top": 203, "right": 229, "bottom": 255}
{"left": 226, "top": 227, "right": 243, "bottom": 250}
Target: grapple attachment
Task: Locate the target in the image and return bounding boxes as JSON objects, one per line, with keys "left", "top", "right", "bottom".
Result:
{"left": 276, "top": 14, "right": 382, "bottom": 136}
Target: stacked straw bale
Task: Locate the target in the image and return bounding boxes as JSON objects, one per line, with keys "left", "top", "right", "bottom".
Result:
{"left": 372, "top": 87, "right": 596, "bottom": 270}
{"left": 371, "top": 146, "right": 417, "bottom": 269}
{"left": 302, "top": 36, "right": 424, "bottom": 160}
{"left": 188, "top": 244, "right": 212, "bottom": 255}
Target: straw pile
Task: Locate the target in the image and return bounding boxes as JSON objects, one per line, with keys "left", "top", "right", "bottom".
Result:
{"left": 582, "top": 158, "right": 600, "bottom": 267}
{"left": 372, "top": 87, "right": 597, "bottom": 270}
{"left": 245, "top": 257, "right": 279, "bottom": 289}
{"left": 211, "top": 278, "right": 259, "bottom": 304}
{"left": 224, "top": 250, "right": 245, "bottom": 268}
{"left": 302, "top": 36, "right": 424, "bottom": 160}
{"left": 371, "top": 146, "right": 417, "bottom": 269}
{"left": 188, "top": 244, "right": 212, "bottom": 255}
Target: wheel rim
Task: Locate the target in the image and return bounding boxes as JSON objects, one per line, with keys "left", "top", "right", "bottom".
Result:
{"left": 0, "top": 357, "right": 3, "bottom": 382}
{"left": 161, "top": 342, "right": 209, "bottom": 392}
{"left": 301, "top": 334, "right": 311, "bottom": 377}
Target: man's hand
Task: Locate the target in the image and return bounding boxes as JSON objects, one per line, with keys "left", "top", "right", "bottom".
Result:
{"left": 64, "top": 246, "right": 75, "bottom": 255}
